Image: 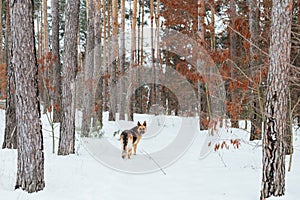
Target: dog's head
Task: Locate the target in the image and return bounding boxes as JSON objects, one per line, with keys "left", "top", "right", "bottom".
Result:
{"left": 137, "top": 121, "right": 147, "bottom": 134}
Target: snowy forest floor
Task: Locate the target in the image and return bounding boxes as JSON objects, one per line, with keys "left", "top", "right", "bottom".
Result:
{"left": 0, "top": 108, "right": 300, "bottom": 200}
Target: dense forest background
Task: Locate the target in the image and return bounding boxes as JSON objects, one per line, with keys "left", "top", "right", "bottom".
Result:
{"left": 0, "top": 0, "right": 299, "bottom": 199}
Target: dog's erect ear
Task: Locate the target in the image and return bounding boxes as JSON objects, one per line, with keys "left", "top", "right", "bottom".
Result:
{"left": 143, "top": 121, "right": 146, "bottom": 126}
{"left": 137, "top": 121, "right": 141, "bottom": 126}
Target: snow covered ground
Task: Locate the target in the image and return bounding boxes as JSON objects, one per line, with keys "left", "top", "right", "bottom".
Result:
{"left": 0, "top": 108, "right": 299, "bottom": 200}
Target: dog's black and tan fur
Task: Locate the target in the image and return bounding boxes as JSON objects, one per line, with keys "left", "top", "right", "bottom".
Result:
{"left": 119, "top": 121, "right": 147, "bottom": 159}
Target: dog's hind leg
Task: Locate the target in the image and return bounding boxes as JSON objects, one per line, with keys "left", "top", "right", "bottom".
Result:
{"left": 127, "top": 134, "right": 133, "bottom": 159}
{"left": 120, "top": 132, "right": 128, "bottom": 159}
{"left": 122, "top": 149, "right": 127, "bottom": 159}
{"left": 128, "top": 148, "right": 132, "bottom": 159}
{"left": 133, "top": 138, "right": 141, "bottom": 155}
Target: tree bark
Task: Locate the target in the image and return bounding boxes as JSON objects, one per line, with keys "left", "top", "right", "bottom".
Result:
{"left": 52, "top": 0, "right": 61, "bottom": 123}
{"left": 119, "top": 0, "right": 126, "bottom": 120}
{"left": 261, "top": 0, "right": 292, "bottom": 198}
{"left": 197, "top": 0, "right": 207, "bottom": 130}
{"left": 94, "top": 0, "right": 103, "bottom": 129}
{"left": 102, "top": 0, "right": 109, "bottom": 112}
{"left": 11, "top": 0, "right": 45, "bottom": 192}
{"left": 3, "top": 0, "right": 17, "bottom": 149}
{"left": 149, "top": 0, "right": 156, "bottom": 113}
{"left": 41, "top": 0, "right": 50, "bottom": 113}
{"left": 82, "top": 0, "right": 95, "bottom": 136}
{"left": 108, "top": 0, "right": 118, "bottom": 121}
{"left": 229, "top": 0, "right": 239, "bottom": 128}
{"left": 128, "top": 0, "right": 137, "bottom": 120}
{"left": 58, "top": 0, "right": 80, "bottom": 155}
{"left": 248, "top": 0, "right": 262, "bottom": 140}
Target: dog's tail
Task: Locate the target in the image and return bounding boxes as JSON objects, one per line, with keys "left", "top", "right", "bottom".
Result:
{"left": 120, "top": 132, "right": 128, "bottom": 151}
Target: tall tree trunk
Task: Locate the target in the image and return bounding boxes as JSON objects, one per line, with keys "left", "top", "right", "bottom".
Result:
{"left": 119, "top": 0, "right": 126, "bottom": 120}
{"left": 41, "top": 0, "right": 50, "bottom": 113}
{"left": 105, "top": 0, "right": 111, "bottom": 113}
{"left": 108, "top": 0, "right": 118, "bottom": 121}
{"left": 139, "top": 0, "right": 145, "bottom": 113}
{"left": 11, "top": 0, "right": 45, "bottom": 192}
{"left": 94, "top": 0, "right": 103, "bottom": 129}
{"left": 155, "top": 0, "right": 161, "bottom": 106}
{"left": 52, "top": 0, "right": 61, "bottom": 123}
{"left": 135, "top": 0, "right": 141, "bottom": 114}
{"left": 82, "top": 0, "right": 95, "bottom": 136}
{"left": 149, "top": 0, "right": 156, "bottom": 112}
{"left": 3, "top": 0, "right": 17, "bottom": 149}
{"left": 102, "top": 0, "right": 109, "bottom": 112}
{"left": 197, "top": 0, "right": 207, "bottom": 130}
{"left": 229, "top": 0, "right": 239, "bottom": 128}
{"left": 260, "top": 0, "right": 292, "bottom": 198}
{"left": 58, "top": 0, "right": 80, "bottom": 155}
{"left": 128, "top": 0, "right": 138, "bottom": 121}
{"left": 249, "top": 0, "right": 262, "bottom": 140}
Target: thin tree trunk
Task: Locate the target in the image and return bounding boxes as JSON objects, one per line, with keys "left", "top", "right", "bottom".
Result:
{"left": 260, "top": 0, "right": 292, "bottom": 198}
{"left": 105, "top": 0, "right": 111, "bottom": 113}
{"left": 139, "top": 0, "right": 145, "bottom": 113}
{"left": 11, "top": 0, "right": 45, "bottom": 192}
{"left": 128, "top": 0, "right": 138, "bottom": 121}
{"left": 3, "top": 0, "right": 17, "bottom": 149}
{"left": 108, "top": 0, "right": 118, "bottom": 121}
{"left": 58, "top": 0, "right": 80, "bottom": 155}
{"left": 149, "top": 0, "right": 156, "bottom": 112}
{"left": 119, "top": 0, "right": 126, "bottom": 120}
{"left": 42, "top": 0, "right": 50, "bottom": 113}
{"left": 229, "top": 0, "right": 239, "bottom": 128}
{"left": 248, "top": 0, "right": 262, "bottom": 140}
{"left": 102, "top": 0, "right": 109, "bottom": 112}
{"left": 197, "top": 0, "right": 207, "bottom": 130}
{"left": 81, "top": 0, "right": 95, "bottom": 136}
{"left": 52, "top": 0, "right": 61, "bottom": 123}
{"left": 94, "top": 0, "right": 103, "bottom": 129}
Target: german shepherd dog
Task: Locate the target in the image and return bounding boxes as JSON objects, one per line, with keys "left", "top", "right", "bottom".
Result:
{"left": 119, "top": 121, "right": 147, "bottom": 159}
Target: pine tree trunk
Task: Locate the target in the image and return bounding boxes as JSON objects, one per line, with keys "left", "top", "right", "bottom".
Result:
{"left": 260, "top": 0, "right": 292, "bottom": 198}
{"left": 3, "top": 1, "right": 17, "bottom": 149}
{"left": 119, "top": 0, "right": 126, "bottom": 120}
{"left": 229, "top": 0, "right": 239, "bottom": 128}
{"left": 11, "top": 0, "right": 45, "bottom": 192}
{"left": 58, "top": 0, "right": 80, "bottom": 155}
{"left": 127, "top": 0, "right": 138, "bottom": 121}
{"left": 42, "top": 0, "right": 50, "bottom": 114}
{"left": 102, "top": 0, "right": 109, "bottom": 112}
{"left": 108, "top": 0, "right": 118, "bottom": 121}
{"left": 248, "top": 0, "right": 262, "bottom": 140}
{"left": 94, "top": 0, "right": 103, "bottom": 129}
{"left": 197, "top": 0, "right": 207, "bottom": 130}
{"left": 82, "top": 0, "right": 95, "bottom": 136}
{"left": 149, "top": 0, "right": 156, "bottom": 112}
{"left": 52, "top": 0, "right": 61, "bottom": 123}
{"left": 3, "top": 65, "right": 17, "bottom": 149}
